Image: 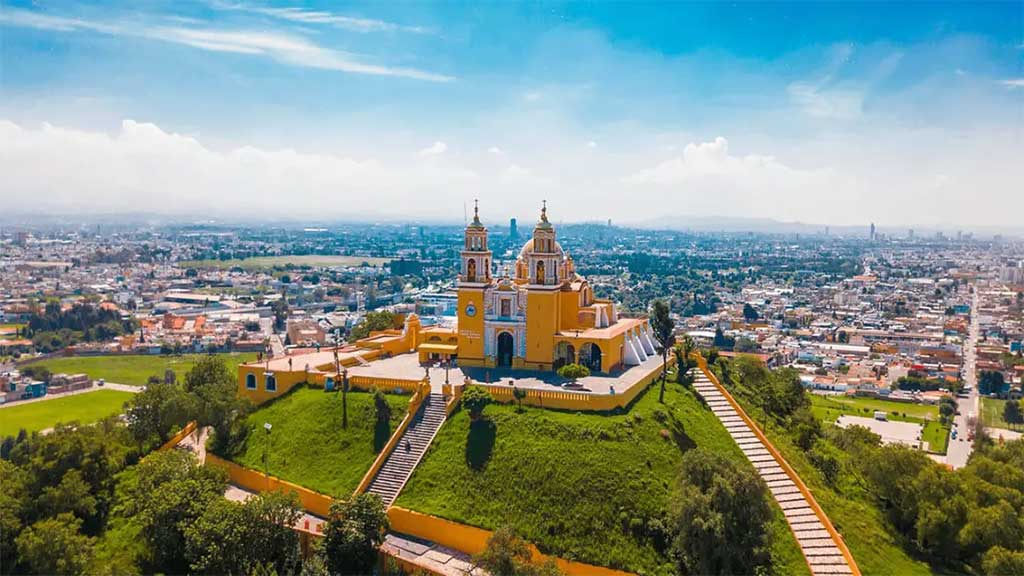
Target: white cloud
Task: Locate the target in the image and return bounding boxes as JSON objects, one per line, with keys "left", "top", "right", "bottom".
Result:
{"left": 487, "top": 146, "right": 503, "bottom": 155}
{"left": 418, "top": 141, "right": 448, "bottom": 157}
{"left": 586, "top": 140, "right": 598, "bottom": 148}
{"left": 0, "top": 7, "right": 452, "bottom": 82}
{"left": 211, "top": 2, "right": 430, "bottom": 34}
{"left": 999, "top": 78, "right": 1024, "bottom": 88}
{"left": 787, "top": 82, "right": 864, "bottom": 119}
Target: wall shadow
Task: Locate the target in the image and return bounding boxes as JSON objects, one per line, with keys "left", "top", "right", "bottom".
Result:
{"left": 374, "top": 421, "right": 391, "bottom": 453}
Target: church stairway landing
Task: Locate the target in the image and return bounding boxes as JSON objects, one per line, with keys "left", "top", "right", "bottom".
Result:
{"left": 366, "top": 393, "right": 447, "bottom": 506}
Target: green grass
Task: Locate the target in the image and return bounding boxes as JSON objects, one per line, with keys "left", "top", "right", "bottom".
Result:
{"left": 980, "top": 397, "right": 1023, "bottom": 431}
{"left": 179, "top": 255, "right": 391, "bottom": 270}
{"left": 31, "top": 353, "right": 258, "bottom": 386}
{"left": 921, "top": 421, "right": 949, "bottom": 453}
{"left": 231, "top": 386, "right": 411, "bottom": 497}
{"left": 809, "top": 394, "right": 939, "bottom": 423}
{"left": 396, "top": 382, "right": 809, "bottom": 576}
{"left": 0, "top": 390, "right": 135, "bottom": 436}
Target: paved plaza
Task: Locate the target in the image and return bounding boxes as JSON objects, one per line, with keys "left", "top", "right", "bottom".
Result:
{"left": 836, "top": 415, "right": 923, "bottom": 448}
{"left": 346, "top": 352, "right": 663, "bottom": 395}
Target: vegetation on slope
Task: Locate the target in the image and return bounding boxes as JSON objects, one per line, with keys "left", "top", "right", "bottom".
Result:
{"left": 231, "top": 386, "right": 410, "bottom": 497}
{"left": 397, "top": 378, "right": 808, "bottom": 576}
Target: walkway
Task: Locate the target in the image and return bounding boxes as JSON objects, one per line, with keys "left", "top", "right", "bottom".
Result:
{"left": 692, "top": 371, "right": 857, "bottom": 576}
{"left": 383, "top": 533, "right": 479, "bottom": 576}
{"left": 366, "top": 392, "right": 447, "bottom": 506}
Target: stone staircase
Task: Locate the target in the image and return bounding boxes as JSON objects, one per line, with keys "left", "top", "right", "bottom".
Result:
{"left": 692, "top": 372, "right": 856, "bottom": 576}
{"left": 366, "top": 393, "right": 447, "bottom": 506}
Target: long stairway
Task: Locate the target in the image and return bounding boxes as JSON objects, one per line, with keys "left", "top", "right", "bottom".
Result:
{"left": 366, "top": 393, "right": 447, "bottom": 506}
{"left": 692, "top": 372, "right": 856, "bottom": 576}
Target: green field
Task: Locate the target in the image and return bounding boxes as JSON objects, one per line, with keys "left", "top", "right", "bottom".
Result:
{"left": 980, "top": 397, "right": 1023, "bottom": 431}
{"left": 31, "top": 353, "right": 258, "bottom": 386}
{"left": 180, "top": 255, "right": 391, "bottom": 270}
{"left": 0, "top": 390, "right": 135, "bottom": 437}
{"left": 397, "top": 382, "right": 808, "bottom": 576}
{"left": 809, "top": 395, "right": 949, "bottom": 454}
{"left": 232, "top": 386, "right": 411, "bottom": 497}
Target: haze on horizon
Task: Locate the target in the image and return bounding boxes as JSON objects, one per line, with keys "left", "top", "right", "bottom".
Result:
{"left": 1, "top": 1, "right": 1022, "bottom": 229}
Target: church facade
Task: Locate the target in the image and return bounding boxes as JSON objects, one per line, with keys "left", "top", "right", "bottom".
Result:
{"left": 456, "top": 202, "right": 658, "bottom": 373}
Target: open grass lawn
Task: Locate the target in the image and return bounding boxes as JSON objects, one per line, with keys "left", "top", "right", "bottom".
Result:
{"left": 981, "top": 397, "right": 1024, "bottom": 431}
{"left": 180, "top": 255, "right": 391, "bottom": 270}
{"left": 809, "top": 394, "right": 939, "bottom": 423}
{"left": 33, "top": 352, "right": 258, "bottom": 386}
{"left": 921, "top": 421, "right": 949, "bottom": 453}
{"left": 0, "top": 390, "right": 134, "bottom": 436}
{"left": 231, "top": 386, "right": 411, "bottom": 497}
{"left": 397, "top": 382, "right": 809, "bottom": 576}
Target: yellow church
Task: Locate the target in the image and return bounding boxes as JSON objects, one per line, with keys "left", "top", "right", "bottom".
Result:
{"left": 452, "top": 202, "right": 657, "bottom": 374}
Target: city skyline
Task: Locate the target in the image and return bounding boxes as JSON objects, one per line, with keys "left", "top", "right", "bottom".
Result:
{"left": 1, "top": 1, "right": 1022, "bottom": 227}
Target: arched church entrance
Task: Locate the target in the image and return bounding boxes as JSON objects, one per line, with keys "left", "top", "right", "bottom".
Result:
{"left": 579, "top": 342, "right": 602, "bottom": 373}
{"left": 497, "top": 332, "right": 514, "bottom": 368}
{"left": 554, "top": 341, "right": 575, "bottom": 370}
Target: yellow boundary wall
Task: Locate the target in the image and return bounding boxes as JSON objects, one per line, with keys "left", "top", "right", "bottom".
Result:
{"left": 158, "top": 421, "right": 197, "bottom": 452}
{"left": 388, "top": 507, "right": 633, "bottom": 576}
{"left": 467, "top": 361, "right": 661, "bottom": 412}
{"left": 693, "top": 353, "right": 862, "bottom": 576}
{"left": 206, "top": 453, "right": 336, "bottom": 519}
{"left": 352, "top": 380, "right": 431, "bottom": 496}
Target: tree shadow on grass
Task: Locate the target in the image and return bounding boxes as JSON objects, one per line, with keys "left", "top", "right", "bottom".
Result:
{"left": 465, "top": 418, "right": 496, "bottom": 471}
{"left": 374, "top": 421, "right": 391, "bottom": 453}
{"left": 668, "top": 412, "right": 696, "bottom": 453}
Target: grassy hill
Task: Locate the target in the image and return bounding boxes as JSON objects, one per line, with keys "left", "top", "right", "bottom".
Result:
{"left": 397, "top": 382, "right": 809, "bottom": 576}
{"left": 32, "top": 352, "right": 258, "bottom": 386}
{"left": 0, "top": 389, "right": 135, "bottom": 436}
{"left": 231, "top": 386, "right": 410, "bottom": 497}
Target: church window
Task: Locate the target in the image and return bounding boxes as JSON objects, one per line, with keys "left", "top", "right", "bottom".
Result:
{"left": 536, "top": 260, "right": 545, "bottom": 284}
{"left": 501, "top": 299, "right": 511, "bottom": 317}
{"left": 467, "top": 258, "right": 477, "bottom": 282}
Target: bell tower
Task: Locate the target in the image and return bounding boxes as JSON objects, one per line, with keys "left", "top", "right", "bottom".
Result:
{"left": 460, "top": 199, "right": 491, "bottom": 285}
{"left": 457, "top": 200, "right": 491, "bottom": 366}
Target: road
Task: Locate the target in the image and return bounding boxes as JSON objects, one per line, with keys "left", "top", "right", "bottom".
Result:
{"left": 0, "top": 381, "right": 140, "bottom": 410}
{"left": 946, "top": 289, "right": 980, "bottom": 469}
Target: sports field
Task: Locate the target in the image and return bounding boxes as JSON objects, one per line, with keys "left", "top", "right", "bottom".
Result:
{"left": 179, "top": 255, "right": 390, "bottom": 270}
{"left": 981, "top": 397, "right": 1023, "bottom": 431}
{"left": 0, "top": 389, "right": 135, "bottom": 436}
{"left": 31, "top": 352, "right": 258, "bottom": 386}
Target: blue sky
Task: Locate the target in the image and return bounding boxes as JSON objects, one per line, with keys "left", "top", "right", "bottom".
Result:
{"left": 1, "top": 1, "right": 1021, "bottom": 227}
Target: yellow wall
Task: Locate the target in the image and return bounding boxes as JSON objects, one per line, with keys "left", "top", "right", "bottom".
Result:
{"left": 457, "top": 288, "right": 486, "bottom": 364}
{"left": 559, "top": 289, "right": 580, "bottom": 331}
{"left": 388, "top": 507, "right": 632, "bottom": 576}
{"left": 237, "top": 365, "right": 310, "bottom": 405}
{"left": 525, "top": 289, "right": 559, "bottom": 370}
{"left": 206, "top": 453, "right": 336, "bottom": 518}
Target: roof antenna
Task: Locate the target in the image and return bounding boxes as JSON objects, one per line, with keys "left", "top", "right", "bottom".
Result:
{"left": 463, "top": 201, "right": 467, "bottom": 226}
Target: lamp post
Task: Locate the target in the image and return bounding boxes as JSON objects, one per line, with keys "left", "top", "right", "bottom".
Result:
{"left": 342, "top": 368, "right": 349, "bottom": 429}
{"left": 263, "top": 422, "right": 273, "bottom": 487}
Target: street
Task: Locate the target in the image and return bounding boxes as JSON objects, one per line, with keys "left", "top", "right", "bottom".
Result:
{"left": 946, "top": 288, "right": 980, "bottom": 469}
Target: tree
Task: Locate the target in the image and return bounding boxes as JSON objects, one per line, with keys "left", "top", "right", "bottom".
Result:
{"left": 670, "top": 450, "right": 773, "bottom": 575}
{"left": 184, "top": 491, "right": 301, "bottom": 575}
{"left": 939, "top": 396, "right": 957, "bottom": 425}
{"left": 323, "top": 493, "right": 389, "bottom": 575}
{"left": 348, "top": 310, "right": 396, "bottom": 341}
{"left": 37, "top": 469, "right": 98, "bottom": 520}
{"left": 112, "top": 450, "right": 227, "bottom": 574}
{"left": 512, "top": 386, "right": 528, "bottom": 412}
{"left": 0, "top": 460, "right": 29, "bottom": 570}
{"left": 462, "top": 385, "right": 494, "bottom": 421}
{"left": 978, "top": 371, "right": 1006, "bottom": 396}
{"left": 982, "top": 546, "right": 1024, "bottom": 576}
{"left": 650, "top": 299, "right": 676, "bottom": 403}
{"left": 474, "top": 526, "right": 563, "bottom": 576}
{"left": 183, "top": 356, "right": 252, "bottom": 455}
{"left": 373, "top": 388, "right": 392, "bottom": 425}
{"left": 557, "top": 363, "right": 590, "bottom": 385}
{"left": 742, "top": 303, "right": 759, "bottom": 322}
{"left": 125, "top": 380, "right": 195, "bottom": 449}
{"left": 15, "top": 513, "right": 94, "bottom": 575}
{"left": 271, "top": 299, "right": 289, "bottom": 332}
{"left": 1002, "top": 400, "right": 1022, "bottom": 425}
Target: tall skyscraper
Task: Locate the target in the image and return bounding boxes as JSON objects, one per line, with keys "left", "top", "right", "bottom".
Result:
{"left": 509, "top": 217, "right": 518, "bottom": 239}
{"left": 870, "top": 222, "right": 876, "bottom": 242}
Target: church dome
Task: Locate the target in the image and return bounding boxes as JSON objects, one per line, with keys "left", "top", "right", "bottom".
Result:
{"left": 517, "top": 237, "right": 564, "bottom": 260}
